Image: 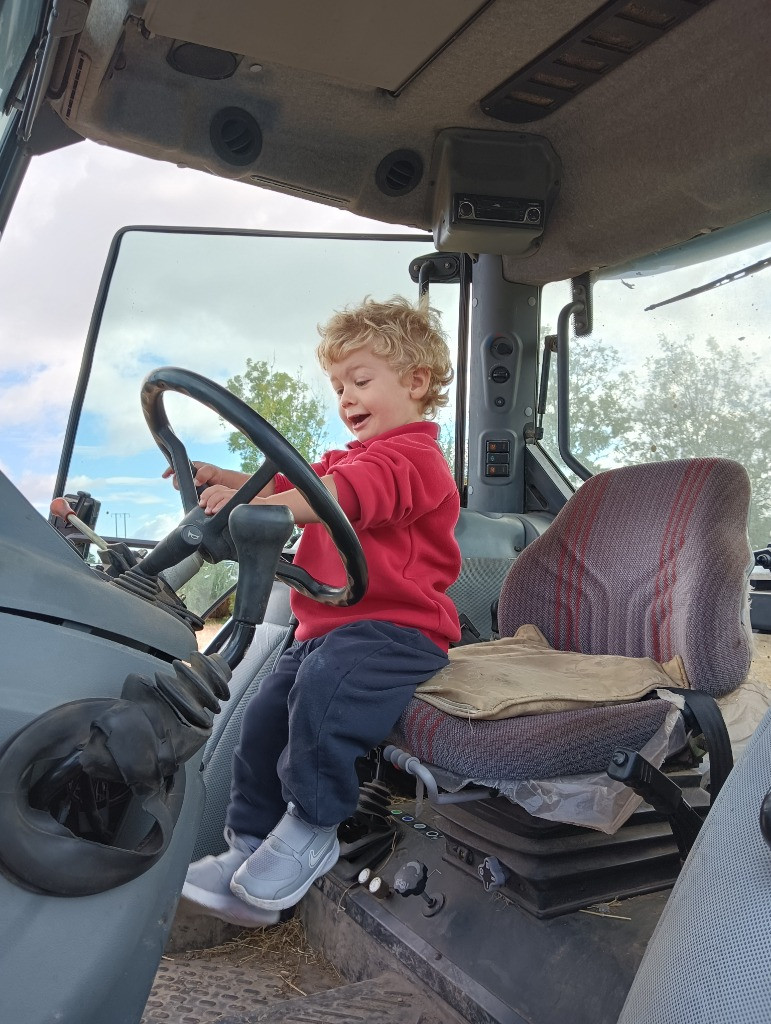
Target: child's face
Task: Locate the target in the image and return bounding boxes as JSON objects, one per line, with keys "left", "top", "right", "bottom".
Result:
{"left": 327, "top": 348, "right": 430, "bottom": 442}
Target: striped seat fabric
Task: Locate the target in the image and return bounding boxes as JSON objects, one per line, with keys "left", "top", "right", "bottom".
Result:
{"left": 394, "top": 458, "right": 753, "bottom": 782}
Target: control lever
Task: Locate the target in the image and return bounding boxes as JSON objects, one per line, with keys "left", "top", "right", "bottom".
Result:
{"left": 216, "top": 503, "right": 295, "bottom": 669}
{"left": 607, "top": 748, "right": 703, "bottom": 860}
{"left": 393, "top": 859, "right": 445, "bottom": 915}
{"left": 228, "top": 504, "right": 294, "bottom": 624}
{"left": 51, "top": 497, "right": 139, "bottom": 576}
{"left": 50, "top": 496, "right": 109, "bottom": 552}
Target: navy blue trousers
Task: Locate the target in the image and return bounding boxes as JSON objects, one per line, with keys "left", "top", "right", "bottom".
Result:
{"left": 225, "top": 620, "right": 448, "bottom": 836}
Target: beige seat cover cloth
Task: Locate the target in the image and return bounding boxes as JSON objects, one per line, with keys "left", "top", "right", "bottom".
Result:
{"left": 416, "top": 624, "right": 689, "bottom": 719}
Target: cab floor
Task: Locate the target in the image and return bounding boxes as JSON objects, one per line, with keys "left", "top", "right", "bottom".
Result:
{"left": 144, "top": 911, "right": 340, "bottom": 1024}
{"left": 144, "top": 956, "right": 436, "bottom": 1024}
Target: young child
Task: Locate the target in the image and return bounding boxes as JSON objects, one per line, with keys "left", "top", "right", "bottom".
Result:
{"left": 179, "top": 296, "right": 461, "bottom": 928}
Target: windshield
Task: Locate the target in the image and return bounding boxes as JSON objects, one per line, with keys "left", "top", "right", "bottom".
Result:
{"left": 540, "top": 236, "right": 771, "bottom": 549}
{"left": 61, "top": 229, "right": 460, "bottom": 613}
{"left": 0, "top": 0, "right": 45, "bottom": 150}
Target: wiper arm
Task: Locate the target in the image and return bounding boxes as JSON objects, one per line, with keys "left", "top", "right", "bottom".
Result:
{"left": 17, "top": 0, "right": 88, "bottom": 143}
{"left": 644, "top": 253, "right": 771, "bottom": 311}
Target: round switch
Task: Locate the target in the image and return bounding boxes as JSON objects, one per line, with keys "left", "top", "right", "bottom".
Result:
{"left": 492, "top": 339, "right": 513, "bottom": 356}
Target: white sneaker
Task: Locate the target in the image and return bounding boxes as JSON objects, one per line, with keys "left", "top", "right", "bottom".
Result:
{"left": 181, "top": 827, "right": 280, "bottom": 928}
{"left": 230, "top": 804, "right": 340, "bottom": 911}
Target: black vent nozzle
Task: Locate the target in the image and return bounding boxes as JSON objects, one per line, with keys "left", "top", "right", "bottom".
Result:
{"left": 210, "top": 107, "right": 263, "bottom": 166}
{"left": 376, "top": 149, "right": 423, "bottom": 196}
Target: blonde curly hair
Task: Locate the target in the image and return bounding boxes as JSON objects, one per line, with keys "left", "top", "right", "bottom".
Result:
{"left": 316, "top": 295, "right": 453, "bottom": 418}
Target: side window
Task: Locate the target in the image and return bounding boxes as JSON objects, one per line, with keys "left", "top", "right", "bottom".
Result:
{"left": 538, "top": 240, "right": 771, "bottom": 549}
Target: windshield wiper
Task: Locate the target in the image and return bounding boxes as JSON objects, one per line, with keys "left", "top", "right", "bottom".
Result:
{"left": 17, "top": 0, "right": 88, "bottom": 143}
{"left": 644, "top": 253, "right": 771, "bottom": 311}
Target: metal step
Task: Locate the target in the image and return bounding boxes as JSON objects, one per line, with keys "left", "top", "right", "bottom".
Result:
{"left": 143, "top": 957, "right": 290, "bottom": 1023}
{"left": 216, "top": 971, "right": 441, "bottom": 1023}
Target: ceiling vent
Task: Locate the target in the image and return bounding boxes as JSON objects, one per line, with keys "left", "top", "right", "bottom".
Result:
{"left": 168, "top": 42, "right": 240, "bottom": 80}
{"left": 481, "top": 0, "right": 715, "bottom": 123}
{"left": 210, "top": 107, "right": 263, "bottom": 166}
{"left": 376, "top": 150, "right": 424, "bottom": 197}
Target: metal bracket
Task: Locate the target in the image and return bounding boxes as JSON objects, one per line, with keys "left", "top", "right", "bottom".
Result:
{"left": 571, "top": 272, "right": 593, "bottom": 335}
{"left": 409, "top": 252, "right": 462, "bottom": 296}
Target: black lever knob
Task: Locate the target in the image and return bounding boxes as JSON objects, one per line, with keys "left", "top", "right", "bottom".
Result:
{"left": 393, "top": 860, "right": 445, "bottom": 916}
{"left": 228, "top": 503, "right": 294, "bottom": 626}
{"left": 393, "top": 860, "right": 428, "bottom": 897}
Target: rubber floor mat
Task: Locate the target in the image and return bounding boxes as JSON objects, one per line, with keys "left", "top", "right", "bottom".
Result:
{"left": 216, "top": 971, "right": 443, "bottom": 1023}
{"left": 142, "top": 958, "right": 289, "bottom": 1023}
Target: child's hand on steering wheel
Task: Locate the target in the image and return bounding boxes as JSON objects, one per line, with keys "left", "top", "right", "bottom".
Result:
{"left": 198, "top": 483, "right": 237, "bottom": 515}
{"left": 162, "top": 461, "right": 223, "bottom": 492}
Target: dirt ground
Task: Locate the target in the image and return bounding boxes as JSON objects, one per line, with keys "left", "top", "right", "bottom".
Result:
{"left": 169, "top": 917, "right": 341, "bottom": 996}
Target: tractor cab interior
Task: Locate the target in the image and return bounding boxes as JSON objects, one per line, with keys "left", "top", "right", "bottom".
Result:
{"left": 0, "top": 2, "right": 770, "bottom": 1024}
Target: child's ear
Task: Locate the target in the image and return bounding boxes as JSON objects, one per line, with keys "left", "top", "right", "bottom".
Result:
{"left": 407, "top": 367, "right": 431, "bottom": 401}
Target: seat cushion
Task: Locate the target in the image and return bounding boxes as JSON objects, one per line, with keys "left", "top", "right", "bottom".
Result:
{"left": 392, "top": 696, "right": 670, "bottom": 781}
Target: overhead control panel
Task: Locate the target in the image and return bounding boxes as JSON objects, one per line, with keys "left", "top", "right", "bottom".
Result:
{"left": 429, "top": 129, "right": 561, "bottom": 256}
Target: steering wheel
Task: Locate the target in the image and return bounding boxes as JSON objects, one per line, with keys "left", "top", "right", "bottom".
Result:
{"left": 140, "top": 366, "right": 367, "bottom": 606}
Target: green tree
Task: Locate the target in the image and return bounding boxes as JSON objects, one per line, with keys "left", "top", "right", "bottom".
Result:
{"left": 184, "top": 359, "right": 330, "bottom": 621}
{"left": 617, "top": 335, "right": 771, "bottom": 548}
{"left": 543, "top": 332, "right": 771, "bottom": 548}
{"left": 541, "top": 337, "right": 634, "bottom": 475}
{"left": 225, "top": 358, "right": 330, "bottom": 471}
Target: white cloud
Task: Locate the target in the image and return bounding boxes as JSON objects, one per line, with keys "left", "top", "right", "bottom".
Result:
{"left": 139, "top": 510, "right": 183, "bottom": 540}
{"left": 0, "top": 143, "right": 404, "bottom": 371}
{"left": 14, "top": 470, "right": 57, "bottom": 509}
{"left": 0, "top": 141, "right": 413, "bottom": 506}
{"left": 0, "top": 358, "right": 78, "bottom": 427}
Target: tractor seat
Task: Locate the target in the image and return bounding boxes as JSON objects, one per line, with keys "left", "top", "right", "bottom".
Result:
{"left": 393, "top": 458, "right": 754, "bottom": 796}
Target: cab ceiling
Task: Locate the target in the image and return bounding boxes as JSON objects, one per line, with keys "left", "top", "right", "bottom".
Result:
{"left": 142, "top": 0, "right": 490, "bottom": 92}
{"left": 57, "top": 0, "right": 771, "bottom": 285}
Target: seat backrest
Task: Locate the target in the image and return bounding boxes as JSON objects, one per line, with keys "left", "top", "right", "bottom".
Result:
{"left": 499, "top": 458, "right": 753, "bottom": 696}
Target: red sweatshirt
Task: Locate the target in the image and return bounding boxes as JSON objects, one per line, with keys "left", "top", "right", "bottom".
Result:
{"left": 273, "top": 421, "right": 461, "bottom": 651}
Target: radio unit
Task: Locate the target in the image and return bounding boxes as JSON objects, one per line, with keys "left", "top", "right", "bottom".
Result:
{"left": 454, "top": 194, "right": 543, "bottom": 228}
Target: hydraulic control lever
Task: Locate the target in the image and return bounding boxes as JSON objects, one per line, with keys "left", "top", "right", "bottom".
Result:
{"left": 51, "top": 496, "right": 141, "bottom": 577}
{"left": 50, "top": 495, "right": 109, "bottom": 554}
{"left": 393, "top": 860, "right": 445, "bottom": 915}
